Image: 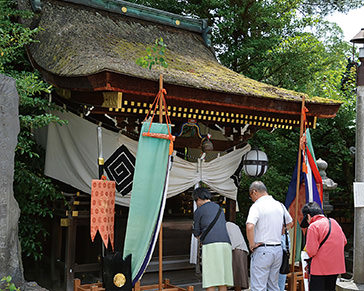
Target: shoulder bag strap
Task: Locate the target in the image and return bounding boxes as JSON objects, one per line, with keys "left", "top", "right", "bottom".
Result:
{"left": 281, "top": 203, "right": 289, "bottom": 251}
{"left": 318, "top": 218, "right": 331, "bottom": 249}
{"left": 307, "top": 218, "right": 332, "bottom": 262}
{"left": 200, "top": 207, "right": 222, "bottom": 242}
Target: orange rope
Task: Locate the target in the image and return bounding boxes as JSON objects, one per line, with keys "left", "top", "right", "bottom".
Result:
{"left": 143, "top": 88, "right": 175, "bottom": 155}
{"left": 142, "top": 132, "right": 175, "bottom": 141}
{"left": 143, "top": 89, "right": 165, "bottom": 123}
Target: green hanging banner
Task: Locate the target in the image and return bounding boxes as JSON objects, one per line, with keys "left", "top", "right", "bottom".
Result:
{"left": 123, "top": 121, "right": 171, "bottom": 284}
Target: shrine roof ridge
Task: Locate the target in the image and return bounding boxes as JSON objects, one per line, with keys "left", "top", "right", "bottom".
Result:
{"left": 29, "top": 0, "right": 212, "bottom": 46}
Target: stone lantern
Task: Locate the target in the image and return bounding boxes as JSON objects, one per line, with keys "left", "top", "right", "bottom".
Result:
{"left": 317, "top": 158, "right": 336, "bottom": 214}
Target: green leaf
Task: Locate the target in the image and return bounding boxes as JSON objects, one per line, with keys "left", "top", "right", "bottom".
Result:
{"left": 135, "top": 37, "right": 168, "bottom": 70}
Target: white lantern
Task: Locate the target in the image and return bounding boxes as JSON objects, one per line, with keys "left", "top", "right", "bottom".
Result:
{"left": 242, "top": 149, "right": 268, "bottom": 177}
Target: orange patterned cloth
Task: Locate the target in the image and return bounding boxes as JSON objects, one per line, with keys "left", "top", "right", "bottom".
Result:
{"left": 90, "top": 179, "right": 116, "bottom": 250}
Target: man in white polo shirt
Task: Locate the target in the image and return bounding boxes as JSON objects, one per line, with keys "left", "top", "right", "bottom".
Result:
{"left": 246, "top": 181, "right": 292, "bottom": 291}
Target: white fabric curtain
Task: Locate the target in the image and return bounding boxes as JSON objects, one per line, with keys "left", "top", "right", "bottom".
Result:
{"left": 189, "top": 200, "right": 198, "bottom": 265}
{"left": 43, "top": 110, "right": 250, "bottom": 206}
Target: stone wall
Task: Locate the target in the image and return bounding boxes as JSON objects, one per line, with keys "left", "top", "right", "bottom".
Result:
{"left": 0, "top": 74, "right": 24, "bottom": 286}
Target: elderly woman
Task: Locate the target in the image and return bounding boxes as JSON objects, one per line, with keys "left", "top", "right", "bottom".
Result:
{"left": 192, "top": 187, "right": 233, "bottom": 291}
{"left": 301, "top": 202, "right": 346, "bottom": 291}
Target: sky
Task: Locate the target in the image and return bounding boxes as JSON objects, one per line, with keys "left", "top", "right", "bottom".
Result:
{"left": 326, "top": 6, "right": 364, "bottom": 42}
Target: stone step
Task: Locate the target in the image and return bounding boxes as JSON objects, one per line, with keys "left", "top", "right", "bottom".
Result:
{"left": 145, "top": 255, "right": 194, "bottom": 273}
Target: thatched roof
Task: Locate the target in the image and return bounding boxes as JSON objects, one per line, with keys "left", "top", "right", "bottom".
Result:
{"left": 26, "top": 0, "right": 341, "bottom": 105}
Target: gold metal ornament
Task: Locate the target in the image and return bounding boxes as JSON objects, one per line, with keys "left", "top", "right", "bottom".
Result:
{"left": 113, "top": 273, "right": 126, "bottom": 287}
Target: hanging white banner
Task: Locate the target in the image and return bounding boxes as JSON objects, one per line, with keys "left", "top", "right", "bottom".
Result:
{"left": 43, "top": 110, "right": 250, "bottom": 206}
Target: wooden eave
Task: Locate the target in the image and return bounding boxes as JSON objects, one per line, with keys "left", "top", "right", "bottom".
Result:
{"left": 35, "top": 65, "right": 341, "bottom": 121}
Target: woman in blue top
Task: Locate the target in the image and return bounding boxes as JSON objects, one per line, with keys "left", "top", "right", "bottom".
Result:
{"left": 192, "top": 187, "right": 233, "bottom": 291}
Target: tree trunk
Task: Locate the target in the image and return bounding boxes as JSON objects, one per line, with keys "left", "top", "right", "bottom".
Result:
{"left": 0, "top": 74, "right": 24, "bottom": 286}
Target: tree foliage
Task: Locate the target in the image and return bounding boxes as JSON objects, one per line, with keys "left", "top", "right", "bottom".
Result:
{"left": 299, "top": 0, "right": 363, "bottom": 16}
{"left": 1, "top": 0, "right": 65, "bottom": 261}
{"left": 136, "top": 37, "right": 168, "bottom": 70}
{"left": 0, "top": 276, "right": 20, "bottom": 291}
{"left": 128, "top": 0, "right": 358, "bottom": 82}
{"left": 128, "top": 0, "right": 357, "bottom": 220}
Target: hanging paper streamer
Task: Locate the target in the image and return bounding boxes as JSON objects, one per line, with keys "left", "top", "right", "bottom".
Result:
{"left": 90, "top": 178, "right": 116, "bottom": 250}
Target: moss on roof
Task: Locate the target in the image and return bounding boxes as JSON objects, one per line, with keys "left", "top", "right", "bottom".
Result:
{"left": 26, "top": 0, "right": 340, "bottom": 105}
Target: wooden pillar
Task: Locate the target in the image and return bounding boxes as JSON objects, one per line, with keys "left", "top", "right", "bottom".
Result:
{"left": 159, "top": 225, "right": 163, "bottom": 291}
{"left": 225, "top": 198, "right": 236, "bottom": 222}
{"left": 289, "top": 271, "right": 298, "bottom": 291}
{"left": 65, "top": 198, "right": 77, "bottom": 291}
{"left": 291, "top": 96, "right": 306, "bottom": 273}
{"left": 50, "top": 217, "right": 62, "bottom": 288}
{"left": 65, "top": 217, "right": 76, "bottom": 291}
{"left": 158, "top": 73, "right": 164, "bottom": 291}
{"left": 134, "top": 281, "right": 141, "bottom": 291}
{"left": 159, "top": 74, "right": 163, "bottom": 124}
{"left": 74, "top": 279, "right": 81, "bottom": 291}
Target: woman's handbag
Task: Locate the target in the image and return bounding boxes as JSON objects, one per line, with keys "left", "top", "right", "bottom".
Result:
{"left": 280, "top": 248, "right": 290, "bottom": 274}
{"left": 279, "top": 204, "right": 290, "bottom": 274}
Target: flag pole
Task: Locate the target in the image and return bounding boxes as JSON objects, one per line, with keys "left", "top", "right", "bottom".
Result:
{"left": 158, "top": 73, "right": 164, "bottom": 291}
{"left": 291, "top": 95, "right": 306, "bottom": 274}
